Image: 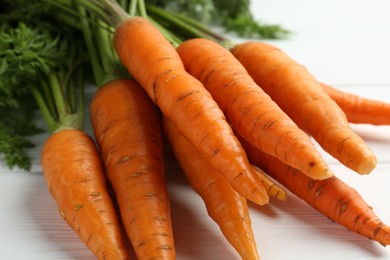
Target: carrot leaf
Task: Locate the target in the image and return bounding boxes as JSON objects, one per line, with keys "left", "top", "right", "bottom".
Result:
{"left": 0, "top": 98, "right": 42, "bottom": 171}
{"left": 0, "top": 2, "right": 89, "bottom": 169}
{"left": 147, "top": 0, "right": 291, "bottom": 39}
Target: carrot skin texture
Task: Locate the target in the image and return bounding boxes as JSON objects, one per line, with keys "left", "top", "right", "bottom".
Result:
{"left": 163, "top": 118, "right": 261, "bottom": 260}
{"left": 242, "top": 138, "right": 390, "bottom": 245}
{"left": 252, "top": 165, "right": 287, "bottom": 201}
{"left": 41, "top": 129, "right": 130, "bottom": 260}
{"left": 90, "top": 79, "right": 175, "bottom": 259}
{"left": 231, "top": 41, "right": 377, "bottom": 175}
{"left": 321, "top": 82, "right": 390, "bottom": 125}
{"left": 177, "top": 38, "right": 332, "bottom": 180}
{"left": 113, "top": 17, "right": 267, "bottom": 205}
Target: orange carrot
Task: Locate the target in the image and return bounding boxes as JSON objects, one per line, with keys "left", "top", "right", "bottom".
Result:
{"left": 41, "top": 129, "right": 130, "bottom": 260}
{"left": 252, "top": 165, "right": 287, "bottom": 201}
{"left": 321, "top": 82, "right": 390, "bottom": 125}
{"left": 163, "top": 117, "right": 260, "bottom": 260}
{"left": 231, "top": 41, "right": 377, "bottom": 175}
{"left": 241, "top": 137, "right": 390, "bottom": 245}
{"left": 90, "top": 78, "right": 175, "bottom": 259}
{"left": 176, "top": 38, "right": 332, "bottom": 180}
{"left": 112, "top": 16, "right": 267, "bottom": 205}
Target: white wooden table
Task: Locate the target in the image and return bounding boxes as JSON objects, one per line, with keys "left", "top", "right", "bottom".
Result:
{"left": 1, "top": 0, "right": 390, "bottom": 259}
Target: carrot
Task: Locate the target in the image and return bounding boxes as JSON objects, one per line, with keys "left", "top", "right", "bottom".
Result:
{"left": 111, "top": 15, "right": 267, "bottom": 205}
{"left": 90, "top": 78, "right": 175, "bottom": 259}
{"left": 176, "top": 38, "right": 332, "bottom": 180}
{"left": 231, "top": 41, "right": 377, "bottom": 175}
{"left": 77, "top": 3, "right": 175, "bottom": 257}
{"left": 163, "top": 117, "right": 260, "bottom": 260}
{"left": 252, "top": 165, "right": 287, "bottom": 201}
{"left": 241, "top": 137, "right": 390, "bottom": 245}
{"left": 41, "top": 129, "right": 130, "bottom": 259}
{"left": 321, "top": 82, "right": 390, "bottom": 125}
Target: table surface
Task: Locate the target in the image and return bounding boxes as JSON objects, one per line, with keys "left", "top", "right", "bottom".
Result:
{"left": 1, "top": 0, "right": 390, "bottom": 259}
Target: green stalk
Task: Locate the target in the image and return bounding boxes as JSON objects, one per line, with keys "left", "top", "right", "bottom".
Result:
{"left": 147, "top": 5, "right": 226, "bottom": 41}
{"left": 75, "top": 68, "right": 85, "bottom": 130}
{"left": 128, "top": 0, "right": 138, "bottom": 16}
{"left": 76, "top": 0, "right": 114, "bottom": 23}
{"left": 145, "top": 4, "right": 216, "bottom": 41}
{"left": 31, "top": 85, "right": 59, "bottom": 133}
{"left": 157, "top": 6, "right": 229, "bottom": 42}
{"left": 76, "top": 0, "right": 130, "bottom": 27}
{"left": 77, "top": 4, "right": 105, "bottom": 86}
{"left": 94, "top": 19, "right": 119, "bottom": 85}
{"left": 57, "top": 70, "right": 71, "bottom": 113}
{"left": 39, "top": 78, "right": 58, "bottom": 121}
{"left": 67, "top": 73, "right": 76, "bottom": 113}
{"left": 148, "top": 16, "right": 182, "bottom": 47}
{"left": 137, "top": 0, "right": 148, "bottom": 18}
{"left": 49, "top": 73, "right": 68, "bottom": 124}
{"left": 117, "top": 0, "right": 127, "bottom": 11}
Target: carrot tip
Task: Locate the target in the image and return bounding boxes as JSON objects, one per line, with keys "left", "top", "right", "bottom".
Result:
{"left": 275, "top": 192, "right": 288, "bottom": 202}
{"left": 306, "top": 164, "right": 334, "bottom": 180}
{"left": 356, "top": 159, "right": 377, "bottom": 175}
{"left": 251, "top": 191, "right": 270, "bottom": 206}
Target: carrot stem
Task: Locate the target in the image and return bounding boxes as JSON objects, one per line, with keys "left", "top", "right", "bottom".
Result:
{"left": 93, "top": 19, "right": 110, "bottom": 72}
{"left": 116, "top": 0, "right": 127, "bottom": 11}
{"left": 75, "top": 69, "right": 85, "bottom": 130}
{"left": 76, "top": 4, "right": 105, "bottom": 86}
{"left": 148, "top": 16, "right": 182, "bottom": 47}
{"left": 31, "top": 85, "right": 59, "bottom": 133}
{"left": 79, "top": 0, "right": 114, "bottom": 23}
{"left": 145, "top": 4, "right": 216, "bottom": 41}
{"left": 137, "top": 0, "right": 148, "bottom": 18}
{"left": 87, "top": 0, "right": 130, "bottom": 26}
{"left": 49, "top": 73, "right": 67, "bottom": 123}
{"left": 128, "top": 0, "right": 138, "bottom": 16}
{"left": 94, "top": 20, "right": 116, "bottom": 78}
{"left": 161, "top": 6, "right": 228, "bottom": 42}
{"left": 39, "top": 78, "right": 58, "bottom": 121}
{"left": 66, "top": 73, "right": 76, "bottom": 113}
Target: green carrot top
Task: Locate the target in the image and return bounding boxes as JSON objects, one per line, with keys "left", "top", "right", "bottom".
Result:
{"left": 0, "top": 1, "right": 89, "bottom": 170}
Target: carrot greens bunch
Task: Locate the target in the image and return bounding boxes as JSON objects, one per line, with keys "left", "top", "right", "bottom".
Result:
{"left": 0, "top": 95, "right": 39, "bottom": 171}
{"left": 0, "top": 18, "right": 72, "bottom": 170}
{"left": 0, "top": 0, "right": 88, "bottom": 170}
{"left": 148, "top": 0, "right": 291, "bottom": 39}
